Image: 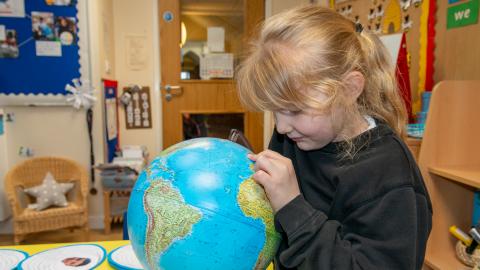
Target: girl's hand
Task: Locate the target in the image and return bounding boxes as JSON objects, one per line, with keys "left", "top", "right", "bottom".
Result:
{"left": 248, "top": 150, "right": 301, "bottom": 212}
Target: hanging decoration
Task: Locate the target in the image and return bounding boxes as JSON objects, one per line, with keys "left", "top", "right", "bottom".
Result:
{"left": 65, "top": 78, "right": 96, "bottom": 109}
{"left": 368, "top": 8, "right": 376, "bottom": 22}
{"left": 413, "top": 0, "right": 423, "bottom": 8}
{"left": 376, "top": 4, "right": 384, "bottom": 21}
{"left": 395, "top": 33, "right": 414, "bottom": 122}
{"left": 64, "top": 78, "right": 98, "bottom": 195}
{"left": 402, "top": 15, "right": 413, "bottom": 32}
{"left": 345, "top": 5, "right": 353, "bottom": 16}
{"left": 374, "top": 22, "right": 382, "bottom": 34}
{"left": 400, "top": 0, "right": 412, "bottom": 11}
{"left": 103, "top": 79, "right": 120, "bottom": 163}
{"left": 415, "top": 0, "right": 436, "bottom": 113}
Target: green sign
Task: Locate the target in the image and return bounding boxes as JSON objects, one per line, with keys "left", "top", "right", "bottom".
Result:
{"left": 447, "top": 0, "right": 479, "bottom": 29}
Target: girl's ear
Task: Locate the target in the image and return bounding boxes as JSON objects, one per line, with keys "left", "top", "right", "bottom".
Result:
{"left": 343, "top": 71, "right": 365, "bottom": 104}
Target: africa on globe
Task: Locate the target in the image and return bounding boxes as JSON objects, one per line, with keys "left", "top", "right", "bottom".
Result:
{"left": 127, "top": 138, "right": 281, "bottom": 270}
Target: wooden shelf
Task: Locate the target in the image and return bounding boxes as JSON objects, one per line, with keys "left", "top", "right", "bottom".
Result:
{"left": 406, "top": 137, "right": 422, "bottom": 160}
{"left": 429, "top": 166, "right": 480, "bottom": 188}
{"left": 418, "top": 81, "right": 480, "bottom": 270}
{"left": 425, "top": 255, "right": 470, "bottom": 270}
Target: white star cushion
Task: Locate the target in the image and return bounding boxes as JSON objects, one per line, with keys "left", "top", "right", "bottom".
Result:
{"left": 24, "top": 172, "right": 74, "bottom": 211}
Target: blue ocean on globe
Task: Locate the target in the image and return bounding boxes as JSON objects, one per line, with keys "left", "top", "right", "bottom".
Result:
{"left": 127, "top": 138, "right": 281, "bottom": 270}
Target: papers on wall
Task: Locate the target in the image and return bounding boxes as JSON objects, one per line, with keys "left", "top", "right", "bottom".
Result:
{"left": 105, "top": 98, "right": 117, "bottom": 140}
{"left": 207, "top": 27, "right": 225, "bottom": 53}
{"left": 200, "top": 53, "right": 233, "bottom": 79}
{"left": 124, "top": 86, "right": 152, "bottom": 129}
{"left": 0, "top": 0, "right": 25, "bottom": 18}
{"left": 35, "top": 41, "right": 62, "bottom": 57}
{"left": 0, "top": 25, "right": 5, "bottom": 41}
{"left": 126, "top": 35, "right": 147, "bottom": 71}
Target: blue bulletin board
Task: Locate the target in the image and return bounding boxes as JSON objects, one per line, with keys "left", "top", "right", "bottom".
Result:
{"left": 0, "top": 0, "right": 80, "bottom": 95}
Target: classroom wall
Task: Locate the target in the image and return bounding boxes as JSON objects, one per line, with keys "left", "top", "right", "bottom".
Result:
{"left": 333, "top": 0, "right": 480, "bottom": 110}
{"left": 434, "top": 1, "right": 480, "bottom": 81}
{"left": 87, "top": 0, "right": 117, "bottom": 228}
{"left": 0, "top": 109, "right": 102, "bottom": 233}
{"left": 0, "top": 109, "right": 11, "bottom": 222}
{"left": 0, "top": 0, "right": 115, "bottom": 232}
{"left": 112, "top": 0, "right": 161, "bottom": 159}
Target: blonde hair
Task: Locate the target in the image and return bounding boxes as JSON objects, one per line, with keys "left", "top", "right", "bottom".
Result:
{"left": 236, "top": 5, "right": 407, "bottom": 152}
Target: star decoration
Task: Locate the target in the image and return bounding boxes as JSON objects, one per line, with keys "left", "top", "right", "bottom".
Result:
{"left": 65, "top": 78, "right": 97, "bottom": 109}
{"left": 24, "top": 172, "right": 74, "bottom": 211}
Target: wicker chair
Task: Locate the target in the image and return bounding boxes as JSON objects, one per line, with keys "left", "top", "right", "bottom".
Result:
{"left": 4, "top": 157, "right": 89, "bottom": 244}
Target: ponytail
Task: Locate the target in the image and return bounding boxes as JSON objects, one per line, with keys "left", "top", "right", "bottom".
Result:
{"left": 357, "top": 31, "right": 407, "bottom": 137}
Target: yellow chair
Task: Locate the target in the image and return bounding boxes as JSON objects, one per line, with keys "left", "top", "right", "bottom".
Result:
{"left": 4, "top": 157, "right": 89, "bottom": 244}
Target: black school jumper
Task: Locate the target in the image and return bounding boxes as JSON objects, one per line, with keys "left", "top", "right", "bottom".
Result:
{"left": 269, "top": 123, "right": 432, "bottom": 270}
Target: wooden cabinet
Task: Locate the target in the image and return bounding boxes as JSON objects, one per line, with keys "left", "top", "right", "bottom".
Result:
{"left": 406, "top": 137, "right": 422, "bottom": 161}
{"left": 418, "top": 81, "right": 480, "bottom": 270}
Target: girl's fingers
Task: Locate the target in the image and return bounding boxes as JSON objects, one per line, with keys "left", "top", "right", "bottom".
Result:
{"left": 248, "top": 150, "right": 283, "bottom": 163}
{"left": 254, "top": 154, "right": 278, "bottom": 174}
{"left": 252, "top": 170, "right": 270, "bottom": 187}
{"left": 258, "top": 150, "right": 284, "bottom": 161}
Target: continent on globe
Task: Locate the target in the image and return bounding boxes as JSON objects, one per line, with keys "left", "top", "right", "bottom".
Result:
{"left": 238, "top": 178, "right": 281, "bottom": 269}
{"left": 144, "top": 180, "right": 202, "bottom": 269}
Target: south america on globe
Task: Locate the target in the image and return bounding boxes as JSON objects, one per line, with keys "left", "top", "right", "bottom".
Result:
{"left": 127, "top": 138, "right": 281, "bottom": 270}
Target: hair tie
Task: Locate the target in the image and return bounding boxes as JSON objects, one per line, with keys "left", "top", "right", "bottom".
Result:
{"left": 355, "top": 23, "right": 363, "bottom": 33}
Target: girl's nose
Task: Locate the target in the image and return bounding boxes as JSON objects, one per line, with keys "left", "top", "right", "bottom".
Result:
{"left": 274, "top": 114, "right": 292, "bottom": 134}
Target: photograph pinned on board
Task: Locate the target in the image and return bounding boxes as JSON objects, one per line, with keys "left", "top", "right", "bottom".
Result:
{"left": 0, "top": 24, "right": 5, "bottom": 40}
{"left": 45, "top": 0, "right": 76, "bottom": 6}
{"left": 0, "top": 0, "right": 25, "bottom": 18}
{"left": 32, "top": 11, "right": 56, "bottom": 41}
{"left": 0, "top": 29, "right": 19, "bottom": 58}
{"left": 55, "top": 16, "right": 76, "bottom": 45}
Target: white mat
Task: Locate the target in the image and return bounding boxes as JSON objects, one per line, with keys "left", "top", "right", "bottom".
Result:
{"left": 19, "top": 244, "right": 105, "bottom": 270}
{"left": 0, "top": 249, "right": 28, "bottom": 270}
{"left": 108, "top": 244, "right": 143, "bottom": 270}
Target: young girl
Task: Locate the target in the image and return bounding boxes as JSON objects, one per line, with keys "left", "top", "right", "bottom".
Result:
{"left": 237, "top": 6, "right": 432, "bottom": 270}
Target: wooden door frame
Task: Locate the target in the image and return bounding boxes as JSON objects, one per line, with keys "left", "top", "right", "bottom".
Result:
{"left": 158, "top": 0, "right": 265, "bottom": 151}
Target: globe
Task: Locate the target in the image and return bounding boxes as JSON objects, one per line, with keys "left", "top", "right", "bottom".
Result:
{"left": 127, "top": 138, "right": 281, "bottom": 270}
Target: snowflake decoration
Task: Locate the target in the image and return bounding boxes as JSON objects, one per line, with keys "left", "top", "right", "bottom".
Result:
{"left": 65, "top": 78, "right": 97, "bottom": 109}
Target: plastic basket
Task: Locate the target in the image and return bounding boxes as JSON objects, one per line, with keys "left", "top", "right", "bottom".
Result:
{"left": 407, "top": 123, "right": 425, "bottom": 138}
